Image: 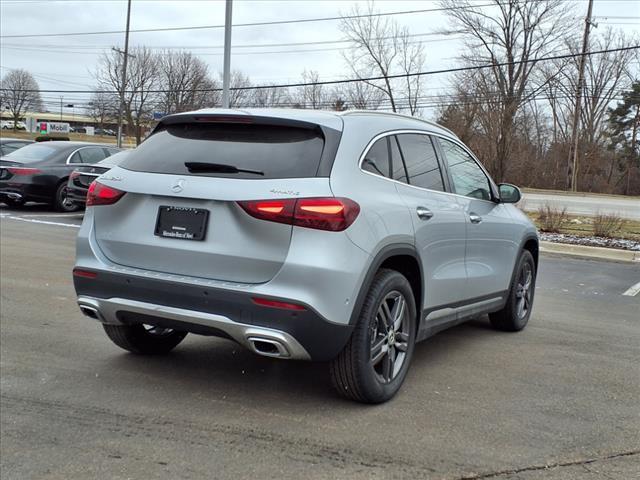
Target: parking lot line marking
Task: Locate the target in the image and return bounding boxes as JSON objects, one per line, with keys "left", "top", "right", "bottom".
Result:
{"left": 7, "top": 217, "right": 80, "bottom": 229}
{"left": 622, "top": 281, "right": 640, "bottom": 297}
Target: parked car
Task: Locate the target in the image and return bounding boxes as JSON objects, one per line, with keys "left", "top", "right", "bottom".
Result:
{"left": 1, "top": 120, "right": 26, "bottom": 130}
{"left": 0, "top": 138, "right": 33, "bottom": 156}
{"left": 95, "top": 128, "right": 117, "bottom": 137}
{"left": 67, "top": 150, "right": 130, "bottom": 207}
{"left": 73, "top": 109, "right": 538, "bottom": 403}
{"left": 0, "top": 142, "right": 121, "bottom": 210}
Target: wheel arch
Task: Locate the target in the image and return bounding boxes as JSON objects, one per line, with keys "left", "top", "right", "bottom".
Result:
{"left": 521, "top": 234, "right": 539, "bottom": 270}
{"left": 349, "top": 244, "right": 423, "bottom": 327}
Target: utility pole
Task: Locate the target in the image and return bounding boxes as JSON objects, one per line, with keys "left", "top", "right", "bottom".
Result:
{"left": 221, "top": 0, "right": 233, "bottom": 108}
{"left": 116, "top": 0, "right": 133, "bottom": 148}
{"left": 566, "top": 0, "right": 594, "bottom": 192}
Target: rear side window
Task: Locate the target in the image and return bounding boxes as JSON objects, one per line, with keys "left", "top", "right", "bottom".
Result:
{"left": 120, "top": 123, "right": 326, "bottom": 179}
{"left": 396, "top": 134, "right": 444, "bottom": 192}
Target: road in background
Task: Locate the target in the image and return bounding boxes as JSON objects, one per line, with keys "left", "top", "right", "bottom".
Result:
{"left": 522, "top": 192, "right": 640, "bottom": 220}
{"left": 1, "top": 208, "right": 639, "bottom": 479}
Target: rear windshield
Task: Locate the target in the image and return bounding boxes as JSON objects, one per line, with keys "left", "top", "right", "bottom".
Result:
{"left": 4, "top": 144, "right": 60, "bottom": 163}
{"left": 120, "top": 123, "right": 326, "bottom": 179}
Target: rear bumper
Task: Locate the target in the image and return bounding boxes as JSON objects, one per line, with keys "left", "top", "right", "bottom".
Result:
{"left": 73, "top": 269, "right": 353, "bottom": 361}
{"left": 0, "top": 181, "right": 55, "bottom": 202}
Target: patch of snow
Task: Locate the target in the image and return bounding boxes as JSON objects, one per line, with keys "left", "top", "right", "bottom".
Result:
{"left": 540, "top": 232, "right": 640, "bottom": 251}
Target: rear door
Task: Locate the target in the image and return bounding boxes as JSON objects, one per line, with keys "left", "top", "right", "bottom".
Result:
{"left": 92, "top": 119, "right": 338, "bottom": 284}
{"left": 436, "top": 137, "right": 519, "bottom": 299}
{"left": 389, "top": 133, "right": 467, "bottom": 310}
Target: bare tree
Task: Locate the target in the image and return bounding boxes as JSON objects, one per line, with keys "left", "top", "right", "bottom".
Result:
{"left": 87, "top": 91, "right": 119, "bottom": 129}
{"left": 297, "top": 70, "right": 327, "bottom": 109}
{"left": 441, "top": 0, "right": 574, "bottom": 181}
{"left": 249, "top": 84, "right": 289, "bottom": 108}
{"left": 157, "top": 51, "right": 213, "bottom": 114}
{"left": 0, "top": 69, "right": 42, "bottom": 129}
{"left": 94, "top": 47, "right": 159, "bottom": 144}
{"left": 340, "top": 80, "right": 385, "bottom": 110}
{"left": 220, "top": 70, "right": 252, "bottom": 108}
{"left": 541, "top": 29, "right": 637, "bottom": 189}
{"left": 340, "top": 1, "right": 426, "bottom": 114}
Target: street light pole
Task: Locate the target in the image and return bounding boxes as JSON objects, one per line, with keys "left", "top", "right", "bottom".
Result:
{"left": 221, "top": 0, "right": 233, "bottom": 108}
{"left": 116, "top": 0, "right": 132, "bottom": 148}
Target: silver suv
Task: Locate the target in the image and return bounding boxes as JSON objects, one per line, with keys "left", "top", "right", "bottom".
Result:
{"left": 73, "top": 109, "right": 538, "bottom": 403}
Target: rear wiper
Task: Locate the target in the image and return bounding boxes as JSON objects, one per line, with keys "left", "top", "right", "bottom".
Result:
{"left": 185, "top": 162, "right": 264, "bottom": 176}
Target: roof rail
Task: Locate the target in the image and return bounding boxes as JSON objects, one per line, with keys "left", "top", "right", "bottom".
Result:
{"left": 339, "top": 109, "right": 457, "bottom": 137}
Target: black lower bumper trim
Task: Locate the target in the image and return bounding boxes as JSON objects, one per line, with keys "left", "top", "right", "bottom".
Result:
{"left": 74, "top": 269, "right": 353, "bottom": 361}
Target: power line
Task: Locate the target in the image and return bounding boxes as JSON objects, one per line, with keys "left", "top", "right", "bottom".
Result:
{"left": 3, "top": 45, "right": 636, "bottom": 95}
{"left": 0, "top": 3, "right": 495, "bottom": 39}
{"left": 0, "top": 31, "right": 458, "bottom": 51}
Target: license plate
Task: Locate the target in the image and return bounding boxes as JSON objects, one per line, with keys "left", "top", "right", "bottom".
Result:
{"left": 154, "top": 206, "right": 209, "bottom": 241}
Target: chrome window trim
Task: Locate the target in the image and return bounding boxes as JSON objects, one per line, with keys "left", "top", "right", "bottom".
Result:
{"left": 357, "top": 129, "right": 496, "bottom": 202}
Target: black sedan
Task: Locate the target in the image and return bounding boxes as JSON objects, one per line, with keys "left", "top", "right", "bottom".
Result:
{"left": 0, "top": 141, "right": 121, "bottom": 211}
{"left": 0, "top": 138, "right": 33, "bottom": 156}
{"left": 67, "top": 150, "right": 130, "bottom": 207}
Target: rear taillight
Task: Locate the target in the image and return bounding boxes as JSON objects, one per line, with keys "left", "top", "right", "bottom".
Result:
{"left": 86, "top": 180, "right": 126, "bottom": 206}
{"left": 7, "top": 167, "right": 42, "bottom": 175}
{"left": 237, "top": 197, "right": 360, "bottom": 232}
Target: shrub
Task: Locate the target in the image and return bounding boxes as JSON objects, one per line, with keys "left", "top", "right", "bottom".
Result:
{"left": 536, "top": 204, "right": 568, "bottom": 233}
{"left": 592, "top": 213, "right": 625, "bottom": 238}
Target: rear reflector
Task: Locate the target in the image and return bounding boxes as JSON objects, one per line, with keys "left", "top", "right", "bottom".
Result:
{"left": 7, "top": 167, "right": 42, "bottom": 175}
{"left": 251, "top": 297, "right": 306, "bottom": 311}
{"left": 73, "top": 268, "right": 97, "bottom": 279}
{"left": 86, "top": 180, "right": 126, "bottom": 206}
{"left": 237, "top": 197, "right": 359, "bottom": 232}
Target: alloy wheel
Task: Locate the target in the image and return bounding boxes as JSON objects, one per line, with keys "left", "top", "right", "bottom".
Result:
{"left": 370, "top": 291, "right": 410, "bottom": 383}
{"left": 515, "top": 262, "right": 533, "bottom": 319}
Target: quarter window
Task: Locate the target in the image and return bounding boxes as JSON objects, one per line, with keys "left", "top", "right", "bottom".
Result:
{"left": 396, "top": 134, "right": 444, "bottom": 191}
{"left": 70, "top": 147, "right": 108, "bottom": 164}
{"left": 361, "top": 137, "right": 390, "bottom": 178}
{"left": 439, "top": 139, "right": 492, "bottom": 201}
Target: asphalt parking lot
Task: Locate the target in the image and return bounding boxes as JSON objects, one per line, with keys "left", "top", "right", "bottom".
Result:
{"left": 1, "top": 205, "right": 638, "bottom": 480}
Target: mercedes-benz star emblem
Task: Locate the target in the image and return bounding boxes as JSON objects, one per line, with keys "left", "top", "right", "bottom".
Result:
{"left": 171, "top": 179, "right": 185, "bottom": 193}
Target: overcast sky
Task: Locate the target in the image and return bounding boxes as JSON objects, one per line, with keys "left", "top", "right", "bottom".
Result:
{"left": 1, "top": 0, "right": 638, "bottom": 118}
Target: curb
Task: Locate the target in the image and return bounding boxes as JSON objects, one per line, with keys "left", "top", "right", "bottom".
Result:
{"left": 540, "top": 241, "right": 640, "bottom": 263}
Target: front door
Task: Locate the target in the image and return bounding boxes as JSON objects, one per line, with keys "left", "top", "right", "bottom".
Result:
{"left": 436, "top": 137, "right": 519, "bottom": 300}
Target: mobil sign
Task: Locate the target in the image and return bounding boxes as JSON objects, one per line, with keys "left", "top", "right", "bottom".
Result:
{"left": 39, "top": 122, "right": 70, "bottom": 134}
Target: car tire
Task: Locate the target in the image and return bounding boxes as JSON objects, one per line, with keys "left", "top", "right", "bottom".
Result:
{"left": 53, "top": 181, "right": 80, "bottom": 212}
{"left": 103, "top": 324, "right": 187, "bottom": 355}
{"left": 330, "top": 269, "right": 417, "bottom": 404}
{"left": 489, "top": 250, "right": 536, "bottom": 332}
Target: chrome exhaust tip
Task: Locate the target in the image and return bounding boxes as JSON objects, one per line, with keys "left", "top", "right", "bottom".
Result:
{"left": 79, "top": 304, "right": 102, "bottom": 321}
{"left": 247, "top": 337, "right": 290, "bottom": 358}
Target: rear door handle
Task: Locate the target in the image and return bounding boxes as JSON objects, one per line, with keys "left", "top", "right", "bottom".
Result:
{"left": 416, "top": 207, "right": 433, "bottom": 220}
{"left": 469, "top": 213, "right": 482, "bottom": 224}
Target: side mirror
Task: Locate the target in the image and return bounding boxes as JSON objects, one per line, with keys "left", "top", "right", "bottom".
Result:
{"left": 498, "top": 183, "right": 522, "bottom": 203}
